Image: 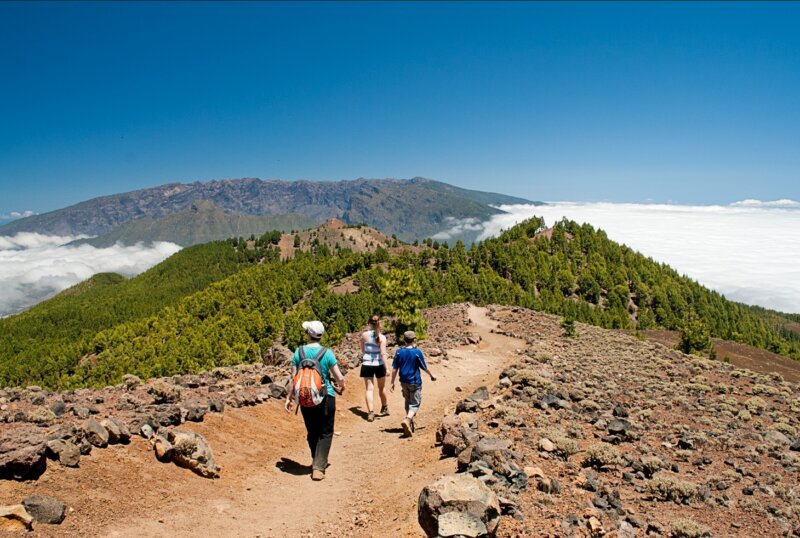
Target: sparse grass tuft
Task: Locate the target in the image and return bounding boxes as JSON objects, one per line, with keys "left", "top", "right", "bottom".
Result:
{"left": 670, "top": 518, "right": 711, "bottom": 538}
{"left": 646, "top": 473, "right": 700, "bottom": 503}
{"left": 582, "top": 442, "right": 620, "bottom": 470}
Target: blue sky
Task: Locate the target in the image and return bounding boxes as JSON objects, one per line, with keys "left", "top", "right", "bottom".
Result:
{"left": 1, "top": 1, "right": 799, "bottom": 215}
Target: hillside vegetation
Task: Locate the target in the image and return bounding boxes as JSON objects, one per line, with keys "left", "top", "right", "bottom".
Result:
{"left": 0, "top": 239, "right": 282, "bottom": 387}
{"left": 1, "top": 217, "right": 797, "bottom": 390}
{"left": 79, "top": 200, "right": 316, "bottom": 247}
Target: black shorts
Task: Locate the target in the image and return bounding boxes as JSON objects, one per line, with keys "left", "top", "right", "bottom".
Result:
{"left": 360, "top": 364, "right": 387, "bottom": 379}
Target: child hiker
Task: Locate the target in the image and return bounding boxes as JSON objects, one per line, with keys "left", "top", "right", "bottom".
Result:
{"left": 390, "top": 330, "right": 436, "bottom": 437}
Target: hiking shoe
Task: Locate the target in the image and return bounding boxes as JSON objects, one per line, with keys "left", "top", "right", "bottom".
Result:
{"left": 367, "top": 411, "right": 375, "bottom": 422}
{"left": 401, "top": 417, "right": 413, "bottom": 437}
{"left": 380, "top": 405, "right": 389, "bottom": 416}
{"left": 311, "top": 469, "right": 325, "bottom": 481}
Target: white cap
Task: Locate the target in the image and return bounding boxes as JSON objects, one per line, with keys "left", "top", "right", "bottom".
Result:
{"left": 302, "top": 320, "right": 325, "bottom": 339}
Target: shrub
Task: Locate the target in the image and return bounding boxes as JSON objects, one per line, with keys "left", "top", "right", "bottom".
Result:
{"left": 510, "top": 369, "right": 552, "bottom": 389}
{"left": 540, "top": 426, "right": 580, "bottom": 459}
{"left": 751, "top": 383, "right": 779, "bottom": 396}
{"left": 773, "top": 421, "right": 797, "bottom": 437}
{"left": 645, "top": 473, "right": 700, "bottom": 503}
{"left": 582, "top": 442, "right": 620, "bottom": 470}
{"left": 560, "top": 317, "right": 578, "bottom": 337}
{"left": 744, "top": 396, "right": 767, "bottom": 413}
{"left": 686, "top": 383, "right": 711, "bottom": 393}
{"left": 671, "top": 518, "right": 710, "bottom": 538}
{"left": 640, "top": 455, "right": 667, "bottom": 478}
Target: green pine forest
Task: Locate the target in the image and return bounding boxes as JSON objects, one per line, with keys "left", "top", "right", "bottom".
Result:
{"left": 1, "top": 217, "right": 798, "bottom": 390}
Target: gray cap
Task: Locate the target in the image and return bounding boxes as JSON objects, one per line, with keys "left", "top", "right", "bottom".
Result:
{"left": 403, "top": 330, "right": 416, "bottom": 341}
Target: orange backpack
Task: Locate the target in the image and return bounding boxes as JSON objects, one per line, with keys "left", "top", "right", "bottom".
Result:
{"left": 292, "top": 346, "right": 328, "bottom": 409}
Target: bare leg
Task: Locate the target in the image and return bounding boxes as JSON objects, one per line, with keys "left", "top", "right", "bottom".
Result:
{"left": 363, "top": 377, "right": 374, "bottom": 413}
{"left": 376, "top": 376, "right": 388, "bottom": 408}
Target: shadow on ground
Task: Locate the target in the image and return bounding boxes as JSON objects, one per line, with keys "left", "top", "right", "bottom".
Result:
{"left": 276, "top": 457, "right": 311, "bottom": 476}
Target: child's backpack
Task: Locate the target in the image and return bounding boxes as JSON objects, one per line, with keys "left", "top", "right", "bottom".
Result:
{"left": 292, "top": 346, "right": 328, "bottom": 409}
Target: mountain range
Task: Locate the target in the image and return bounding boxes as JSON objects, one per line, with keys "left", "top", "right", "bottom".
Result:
{"left": 0, "top": 177, "right": 536, "bottom": 246}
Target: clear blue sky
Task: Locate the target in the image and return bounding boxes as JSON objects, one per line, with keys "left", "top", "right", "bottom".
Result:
{"left": 1, "top": 1, "right": 799, "bottom": 216}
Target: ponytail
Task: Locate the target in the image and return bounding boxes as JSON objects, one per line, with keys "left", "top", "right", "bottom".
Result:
{"left": 369, "top": 315, "right": 381, "bottom": 335}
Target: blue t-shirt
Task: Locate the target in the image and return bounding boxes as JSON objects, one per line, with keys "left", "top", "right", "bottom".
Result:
{"left": 292, "top": 344, "right": 338, "bottom": 397}
{"left": 392, "top": 347, "right": 428, "bottom": 385}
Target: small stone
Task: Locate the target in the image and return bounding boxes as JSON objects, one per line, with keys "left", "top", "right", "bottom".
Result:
{"left": 46, "top": 440, "right": 80, "bottom": 467}
{"left": 140, "top": 424, "right": 155, "bottom": 439}
{"left": 267, "top": 383, "right": 287, "bottom": 399}
{"left": 208, "top": 398, "right": 225, "bottom": 413}
{"left": 587, "top": 516, "right": 603, "bottom": 536}
{"left": 153, "top": 435, "right": 173, "bottom": 460}
{"left": 524, "top": 466, "right": 545, "bottom": 479}
{"left": 72, "top": 405, "right": 91, "bottom": 419}
{"left": 49, "top": 399, "right": 67, "bottom": 417}
{"left": 182, "top": 401, "right": 207, "bottom": 422}
{"left": 618, "top": 520, "right": 635, "bottom": 538}
{"left": 22, "top": 495, "right": 66, "bottom": 524}
{"left": 102, "top": 417, "right": 131, "bottom": 444}
{"left": 83, "top": 418, "right": 109, "bottom": 448}
{"left": 763, "top": 430, "right": 791, "bottom": 446}
{"left": 539, "top": 438, "right": 555, "bottom": 452}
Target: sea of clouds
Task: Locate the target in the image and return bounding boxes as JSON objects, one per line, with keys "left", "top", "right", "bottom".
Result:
{"left": 0, "top": 233, "right": 182, "bottom": 317}
{"left": 435, "top": 199, "right": 800, "bottom": 313}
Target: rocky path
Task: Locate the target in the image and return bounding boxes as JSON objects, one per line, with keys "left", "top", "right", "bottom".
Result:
{"left": 4, "top": 306, "right": 523, "bottom": 537}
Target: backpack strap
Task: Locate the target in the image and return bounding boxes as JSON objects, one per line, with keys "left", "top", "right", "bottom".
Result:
{"left": 297, "top": 346, "right": 328, "bottom": 377}
{"left": 311, "top": 346, "right": 328, "bottom": 363}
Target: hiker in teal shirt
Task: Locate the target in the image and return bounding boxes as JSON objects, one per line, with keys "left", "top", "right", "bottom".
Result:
{"left": 284, "top": 320, "right": 346, "bottom": 481}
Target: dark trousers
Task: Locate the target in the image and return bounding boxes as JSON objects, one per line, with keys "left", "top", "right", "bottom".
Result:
{"left": 300, "top": 396, "right": 336, "bottom": 471}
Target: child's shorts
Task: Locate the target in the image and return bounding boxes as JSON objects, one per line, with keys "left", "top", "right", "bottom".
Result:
{"left": 401, "top": 383, "right": 422, "bottom": 412}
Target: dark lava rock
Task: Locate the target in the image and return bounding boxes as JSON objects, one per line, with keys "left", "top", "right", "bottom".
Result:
{"left": 101, "top": 417, "right": 131, "bottom": 444}
{"left": 468, "top": 386, "right": 490, "bottom": 402}
{"left": 613, "top": 405, "right": 629, "bottom": 418}
{"left": 455, "top": 399, "right": 479, "bottom": 414}
{"left": 83, "top": 418, "right": 109, "bottom": 448}
{"left": 154, "top": 405, "right": 182, "bottom": 427}
{"left": 208, "top": 398, "right": 225, "bottom": 413}
{"left": 49, "top": 399, "right": 66, "bottom": 417}
{"left": 608, "top": 418, "right": 632, "bottom": 435}
{"left": 22, "top": 495, "right": 66, "bottom": 524}
{"left": 182, "top": 401, "right": 207, "bottom": 422}
{"left": 45, "top": 440, "right": 80, "bottom": 467}
{"left": 267, "top": 383, "right": 287, "bottom": 399}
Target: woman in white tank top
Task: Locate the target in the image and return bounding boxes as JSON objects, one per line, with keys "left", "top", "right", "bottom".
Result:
{"left": 360, "top": 315, "right": 388, "bottom": 422}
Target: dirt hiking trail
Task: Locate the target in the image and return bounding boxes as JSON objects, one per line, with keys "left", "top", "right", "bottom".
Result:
{"left": 4, "top": 306, "right": 525, "bottom": 537}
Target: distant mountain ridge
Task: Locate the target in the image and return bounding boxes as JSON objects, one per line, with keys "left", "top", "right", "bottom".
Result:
{"left": 0, "top": 177, "right": 536, "bottom": 245}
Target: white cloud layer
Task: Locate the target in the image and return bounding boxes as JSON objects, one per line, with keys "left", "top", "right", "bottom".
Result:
{"left": 0, "top": 233, "right": 182, "bottom": 317}
{"left": 0, "top": 210, "right": 35, "bottom": 220}
{"left": 438, "top": 200, "right": 800, "bottom": 313}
